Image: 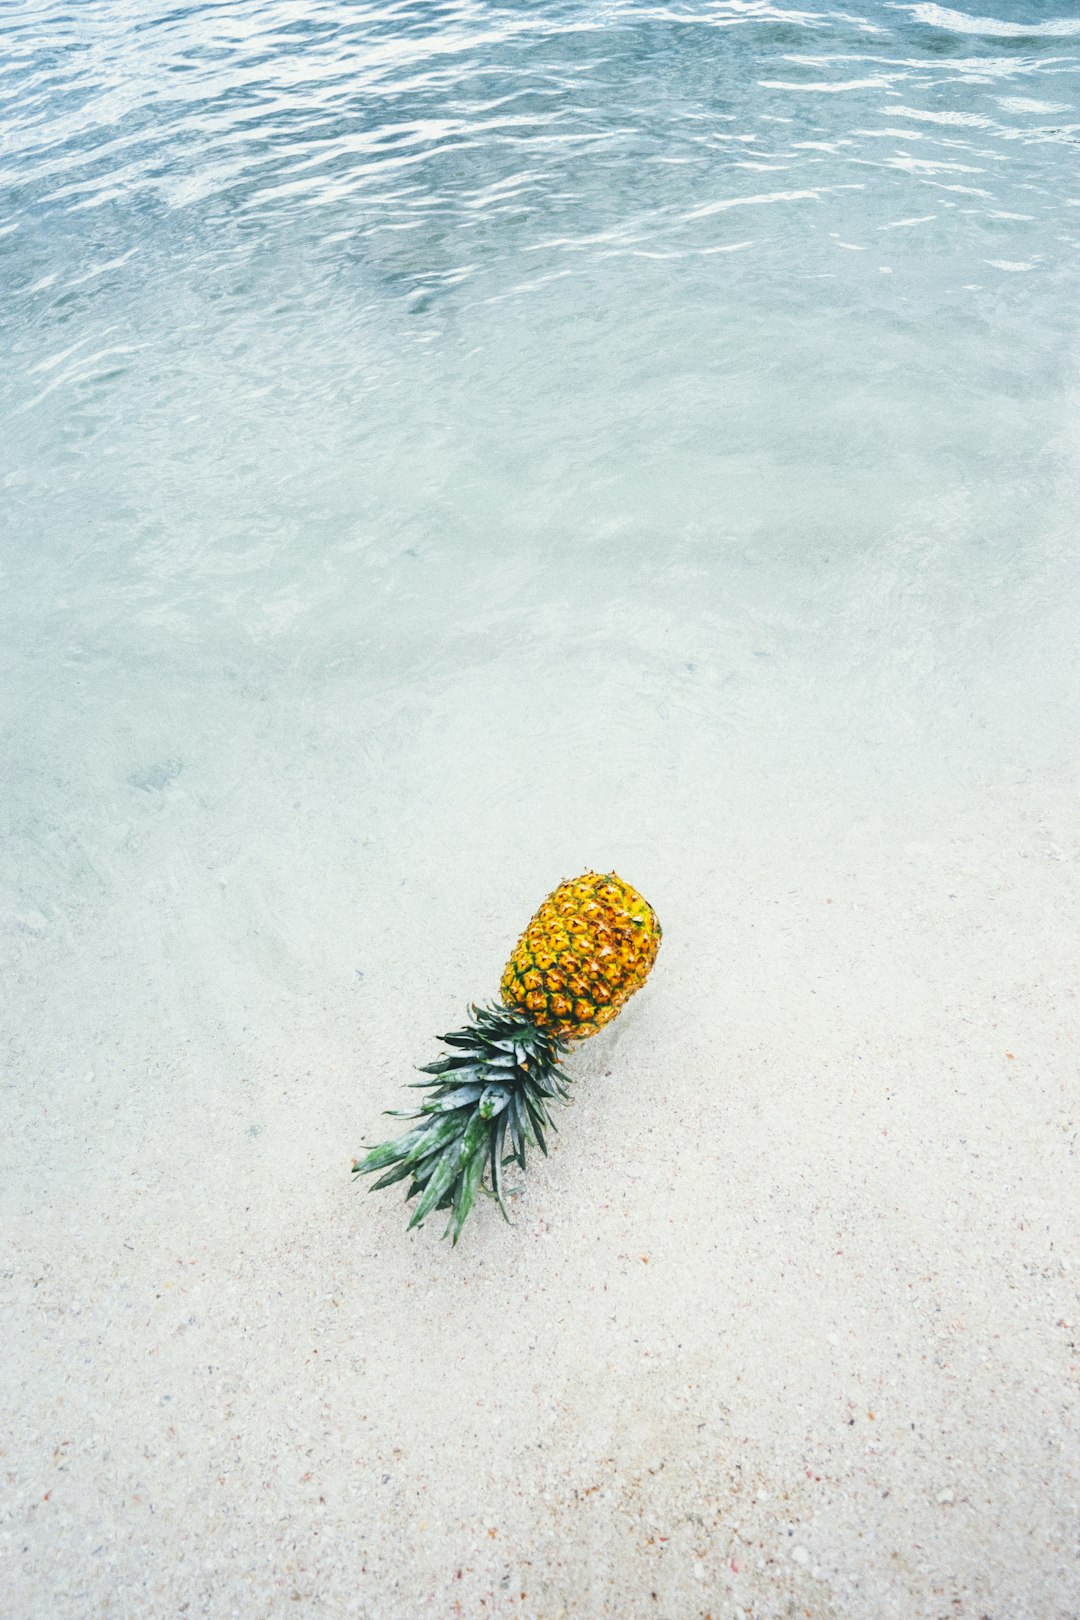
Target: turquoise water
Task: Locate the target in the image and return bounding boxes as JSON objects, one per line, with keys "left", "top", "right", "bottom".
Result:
{"left": 3, "top": 1, "right": 1079, "bottom": 1032}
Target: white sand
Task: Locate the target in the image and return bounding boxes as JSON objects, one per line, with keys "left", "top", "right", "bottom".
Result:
{"left": 4, "top": 593, "right": 1079, "bottom": 1620}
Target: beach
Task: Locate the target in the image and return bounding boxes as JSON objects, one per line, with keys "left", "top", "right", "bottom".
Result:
{"left": 3, "top": 2, "right": 1080, "bottom": 1614}
{"left": 6, "top": 603, "right": 1079, "bottom": 1616}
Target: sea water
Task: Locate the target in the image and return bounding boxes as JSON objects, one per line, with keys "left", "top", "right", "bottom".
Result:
{"left": 3, "top": 0, "right": 1079, "bottom": 1151}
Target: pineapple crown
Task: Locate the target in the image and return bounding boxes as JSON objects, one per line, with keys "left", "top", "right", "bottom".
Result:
{"left": 352, "top": 1002, "right": 570, "bottom": 1244}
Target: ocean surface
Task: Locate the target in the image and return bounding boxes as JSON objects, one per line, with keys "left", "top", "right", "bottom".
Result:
{"left": 4, "top": 1, "right": 1080, "bottom": 1068}
{"left": 3, "top": 0, "right": 1080, "bottom": 950}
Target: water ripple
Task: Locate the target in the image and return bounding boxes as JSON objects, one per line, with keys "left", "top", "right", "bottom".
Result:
{"left": 1, "top": 0, "right": 1078, "bottom": 680}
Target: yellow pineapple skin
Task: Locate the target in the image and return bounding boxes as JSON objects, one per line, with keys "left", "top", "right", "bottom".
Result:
{"left": 500, "top": 872, "right": 661, "bottom": 1041}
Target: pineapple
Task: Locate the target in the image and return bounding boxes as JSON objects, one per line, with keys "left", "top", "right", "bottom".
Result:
{"left": 352, "top": 872, "right": 661, "bottom": 1242}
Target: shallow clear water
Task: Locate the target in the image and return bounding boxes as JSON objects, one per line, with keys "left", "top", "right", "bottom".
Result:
{"left": 5, "top": 13, "right": 1080, "bottom": 1614}
{"left": 2, "top": 1, "right": 1079, "bottom": 989}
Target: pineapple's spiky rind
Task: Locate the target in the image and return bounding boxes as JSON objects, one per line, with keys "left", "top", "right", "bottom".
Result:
{"left": 500, "top": 871, "right": 661, "bottom": 1041}
{"left": 351, "top": 1003, "right": 569, "bottom": 1244}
